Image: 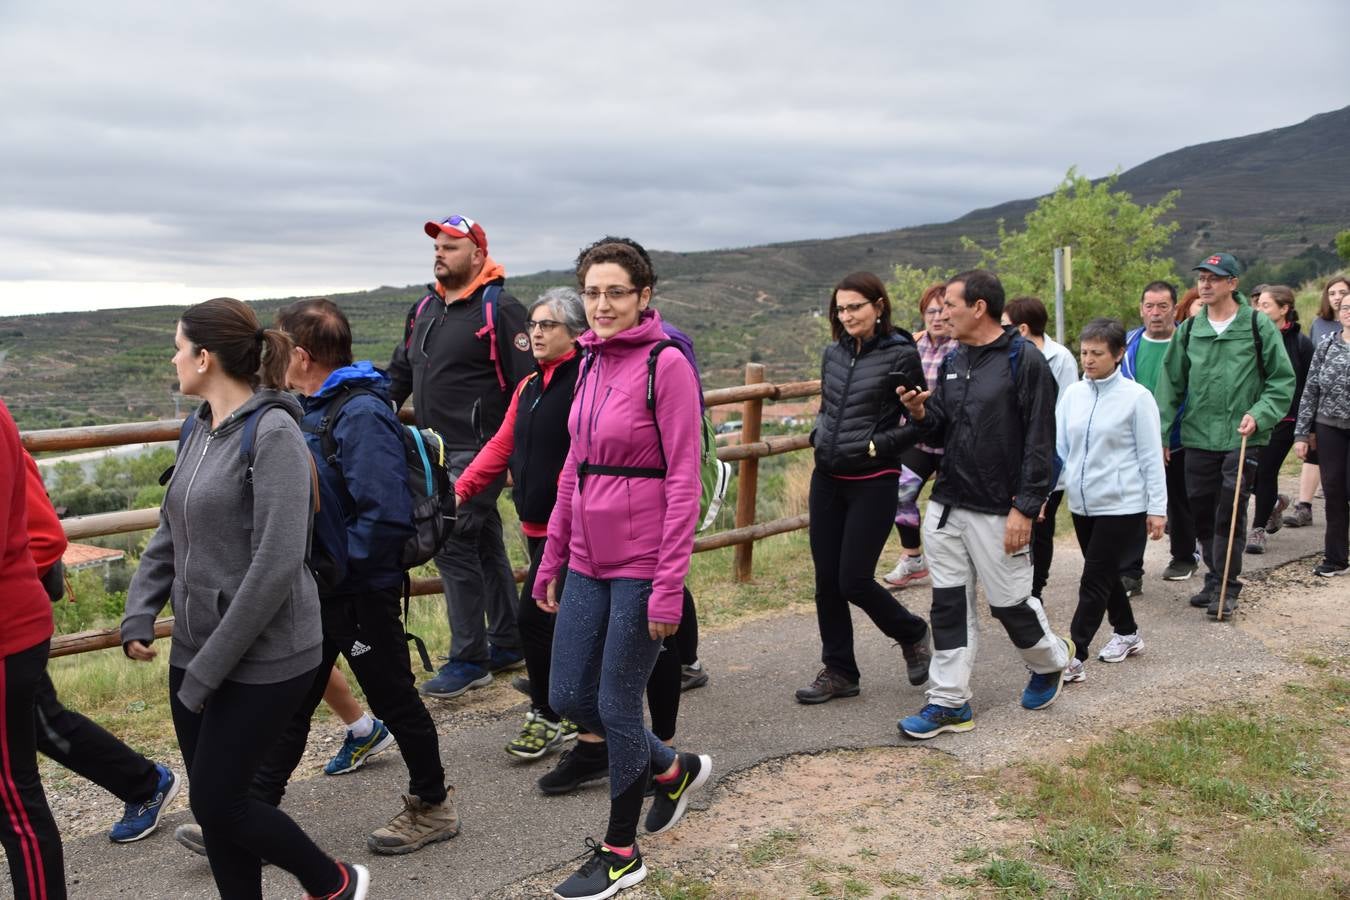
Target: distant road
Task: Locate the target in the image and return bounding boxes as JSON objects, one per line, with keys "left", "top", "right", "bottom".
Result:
{"left": 34, "top": 441, "right": 174, "bottom": 476}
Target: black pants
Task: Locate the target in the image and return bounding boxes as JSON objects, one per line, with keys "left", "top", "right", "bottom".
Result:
{"left": 1, "top": 640, "right": 64, "bottom": 900}
{"left": 253, "top": 585, "right": 446, "bottom": 807}
{"left": 523, "top": 536, "right": 686, "bottom": 740}
{"left": 169, "top": 665, "right": 340, "bottom": 900}
{"left": 1070, "top": 514, "right": 1142, "bottom": 660}
{"left": 1254, "top": 420, "right": 1297, "bottom": 527}
{"left": 1187, "top": 447, "right": 1258, "bottom": 597}
{"left": 1316, "top": 423, "right": 1350, "bottom": 567}
{"left": 809, "top": 470, "right": 927, "bottom": 683}
{"left": 895, "top": 447, "right": 941, "bottom": 549}
{"left": 34, "top": 670, "right": 158, "bottom": 804}
{"left": 1031, "top": 490, "right": 1064, "bottom": 599}
{"left": 1123, "top": 447, "right": 1198, "bottom": 579}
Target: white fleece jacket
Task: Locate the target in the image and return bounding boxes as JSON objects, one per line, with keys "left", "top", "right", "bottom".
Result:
{"left": 1056, "top": 367, "right": 1167, "bottom": 518}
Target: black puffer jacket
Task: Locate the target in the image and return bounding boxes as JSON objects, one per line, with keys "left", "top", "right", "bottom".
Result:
{"left": 923, "top": 328, "right": 1056, "bottom": 519}
{"left": 811, "top": 329, "right": 927, "bottom": 476}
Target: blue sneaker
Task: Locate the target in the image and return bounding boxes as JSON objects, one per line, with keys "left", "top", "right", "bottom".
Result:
{"left": 898, "top": 703, "right": 974, "bottom": 739}
{"left": 109, "top": 763, "right": 180, "bottom": 842}
{"left": 324, "top": 718, "right": 396, "bottom": 775}
{"left": 486, "top": 644, "right": 525, "bottom": 673}
{"left": 420, "top": 659, "right": 493, "bottom": 699}
{"left": 1021, "top": 638, "right": 1075, "bottom": 710}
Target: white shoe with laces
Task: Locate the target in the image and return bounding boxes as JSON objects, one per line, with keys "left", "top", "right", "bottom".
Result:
{"left": 1097, "top": 632, "right": 1144, "bottom": 663}
{"left": 883, "top": 554, "right": 929, "bottom": 588}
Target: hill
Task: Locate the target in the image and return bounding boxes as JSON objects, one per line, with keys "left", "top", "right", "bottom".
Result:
{"left": 4, "top": 106, "right": 1348, "bottom": 431}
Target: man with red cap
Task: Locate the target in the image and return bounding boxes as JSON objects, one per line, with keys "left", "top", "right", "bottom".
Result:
{"left": 389, "top": 215, "right": 534, "bottom": 698}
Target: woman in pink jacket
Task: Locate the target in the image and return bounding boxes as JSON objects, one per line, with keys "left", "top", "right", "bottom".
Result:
{"left": 533, "top": 237, "right": 713, "bottom": 900}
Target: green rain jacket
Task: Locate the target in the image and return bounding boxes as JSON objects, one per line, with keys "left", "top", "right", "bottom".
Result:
{"left": 1155, "top": 293, "right": 1295, "bottom": 451}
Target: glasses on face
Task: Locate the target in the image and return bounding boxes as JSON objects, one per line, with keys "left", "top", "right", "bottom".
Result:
{"left": 923, "top": 306, "right": 942, "bottom": 318}
{"left": 580, "top": 287, "right": 638, "bottom": 301}
{"left": 526, "top": 319, "right": 563, "bottom": 333}
{"left": 836, "top": 300, "right": 875, "bottom": 316}
{"left": 1196, "top": 274, "right": 1232, "bottom": 286}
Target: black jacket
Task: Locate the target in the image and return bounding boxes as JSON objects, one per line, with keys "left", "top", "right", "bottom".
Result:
{"left": 811, "top": 329, "right": 927, "bottom": 476}
{"left": 1280, "top": 321, "right": 1315, "bottom": 421}
{"left": 387, "top": 279, "right": 534, "bottom": 450}
{"left": 509, "top": 351, "right": 582, "bottom": 524}
{"left": 923, "top": 328, "right": 1056, "bottom": 518}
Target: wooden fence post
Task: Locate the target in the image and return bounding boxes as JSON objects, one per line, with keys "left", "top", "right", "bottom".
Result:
{"left": 733, "top": 363, "right": 766, "bottom": 582}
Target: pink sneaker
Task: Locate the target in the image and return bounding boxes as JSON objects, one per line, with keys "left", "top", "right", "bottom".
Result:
{"left": 883, "top": 554, "right": 929, "bottom": 588}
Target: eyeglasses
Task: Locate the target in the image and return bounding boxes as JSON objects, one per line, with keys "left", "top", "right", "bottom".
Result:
{"left": 580, "top": 287, "right": 638, "bottom": 301}
{"left": 1196, "top": 274, "right": 1233, "bottom": 285}
{"left": 836, "top": 300, "right": 876, "bottom": 316}
{"left": 526, "top": 320, "right": 564, "bottom": 333}
{"left": 923, "top": 306, "right": 942, "bottom": 317}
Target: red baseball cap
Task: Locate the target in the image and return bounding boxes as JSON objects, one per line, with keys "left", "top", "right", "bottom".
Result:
{"left": 424, "top": 214, "right": 487, "bottom": 253}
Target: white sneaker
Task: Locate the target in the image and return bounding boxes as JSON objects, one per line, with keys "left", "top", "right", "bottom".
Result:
{"left": 1097, "top": 632, "right": 1144, "bottom": 663}
{"left": 883, "top": 554, "right": 929, "bottom": 588}
{"left": 1063, "top": 659, "right": 1086, "bottom": 683}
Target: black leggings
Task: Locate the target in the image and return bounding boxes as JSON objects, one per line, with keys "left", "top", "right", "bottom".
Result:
{"left": 1070, "top": 513, "right": 1142, "bottom": 660}
{"left": 522, "top": 536, "right": 686, "bottom": 740}
{"left": 1254, "top": 420, "right": 1296, "bottom": 526}
{"left": 896, "top": 447, "right": 941, "bottom": 550}
{"left": 1316, "top": 423, "right": 1350, "bottom": 567}
{"left": 1, "top": 640, "right": 65, "bottom": 900}
{"left": 810, "top": 470, "right": 927, "bottom": 683}
{"left": 1031, "top": 490, "right": 1065, "bottom": 599}
{"left": 169, "top": 665, "right": 342, "bottom": 900}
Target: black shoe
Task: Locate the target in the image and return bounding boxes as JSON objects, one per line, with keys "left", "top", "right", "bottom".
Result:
{"left": 538, "top": 743, "right": 609, "bottom": 795}
{"left": 314, "top": 861, "right": 370, "bottom": 900}
{"left": 1162, "top": 559, "right": 1198, "bottom": 581}
{"left": 1188, "top": 587, "right": 1216, "bottom": 608}
{"left": 1315, "top": 562, "right": 1349, "bottom": 577}
{"left": 899, "top": 625, "right": 932, "bottom": 686}
{"left": 1120, "top": 575, "right": 1143, "bottom": 598}
{"left": 553, "top": 838, "right": 646, "bottom": 900}
{"left": 1206, "top": 593, "right": 1239, "bottom": 619}
{"left": 680, "top": 661, "right": 709, "bottom": 692}
{"left": 794, "top": 668, "right": 860, "bottom": 704}
{"left": 644, "top": 752, "right": 713, "bottom": 835}
{"left": 511, "top": 675, "right": 531, "bottom": 696}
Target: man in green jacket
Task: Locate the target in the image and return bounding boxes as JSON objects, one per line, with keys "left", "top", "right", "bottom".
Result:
{"left": 1156, "top": 253, "right": 1295, "bottom": 618}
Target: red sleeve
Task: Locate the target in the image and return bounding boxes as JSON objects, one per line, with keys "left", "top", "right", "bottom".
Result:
{"left": 456, "top": 377, "right": 525, "bottom": 500}
{"left": 24, "top": 452, "right": 67, "bottom": 573}
{"left": 0, "top": 399, "right": 53, "bottom": 656}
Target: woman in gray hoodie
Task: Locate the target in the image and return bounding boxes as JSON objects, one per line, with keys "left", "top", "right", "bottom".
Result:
{"left": 121, "top": 298, "right": 367, "bottom": 900}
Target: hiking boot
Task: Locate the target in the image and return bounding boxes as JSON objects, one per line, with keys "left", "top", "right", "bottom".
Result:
{"left": 1162, "top": 559, "right": 1198, "bottom": 581}
{"left": 486, "top": 644, "right": 525, "bottom": 673}
{"left": 899, "top": 626, "right": 932, "bottom": 686}
{"left": 553, "top": 838, "right": 646, "bottom": 900}
{"left": 511, "top": 675, "right": 532, "bottom": 696}
{"left": 1021, "top": 638, "right": 1074, "bottom": 710}
{"left": 1120, "top": 575, "right": 1142, "bottom": 598}
{"left": 883, "top": 553, "right": 929, "bottom": 588}
{"left": 1097, "top": 632, "right": 1144, "bottom": 663}
{"left": 538, "top": 742, "right": 610, "bottom": 795}
{"left": 324, "top": 719, "right": 395, "bottom": 775}
{"left": 1314, "top": 561, "right": 1349, "bottom": 577}
{"left": 1245, "top": 527, "right": 1267, "bottom": 554}
{"left": 1283, "top": 501, "right": 1313, "bottom": 528}
{"left": 306, "top": 861, "right": 370, "bottom": 900}
{"left": 506, "top": 710, "right": 576, "bottom": 760}
{"left": 1206, "top": 593, "right": 1239, "bottom": 620}
{"left": 1189, "top": 586, "right": 1217, "bottom": 608}
{"left": 1063, "top": 659, "right": 1086, "bottom": 683}
{"left": 1266, "top": 494, "right": 1289, "bottom": 533}
{"left": 680, "top": 660, "right": 709, "bottom": 692}
{"left": 644, "top": 752, "right": 713, "bottom": 835}
{"left": 898, "top": 703, "right": 974, "bottom": 739}
{"left": 109, "top": 763, "right": 179, "bottom": 842}
{"left": 420, "top": 660, "right": 493, "bottom": 699}
{"left": 367, "top": 792, "right": 460, "bottom": 855}
{"left": 793, "top": 668, "right": 860, "bottom": 705}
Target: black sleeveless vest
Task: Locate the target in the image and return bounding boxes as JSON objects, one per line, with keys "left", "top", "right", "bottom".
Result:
{"left": 509, "top": 351, "right": 582, "bottom": 524}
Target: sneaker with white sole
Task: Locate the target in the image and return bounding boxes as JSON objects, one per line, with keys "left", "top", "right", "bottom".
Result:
{"left": 644, "top": 752, "right": 713, "bottom": 835}
{"left": 324, "top": 719, "right": 396, "bottom": 775}
{"left": 1097, "top": 632, "right": 1144, "bottom": 663}
{"left": 553, "top": 838, "right": 646, "bottom": 900}
{"left": 1063, "top": 659, "right": 1086, "bottom": 683}
{"left": 506, "top": 710, "right": 577, "bottom": 760}
{"left": 883, "top": 554, "right": 929, "bottom": 588}
{"left": 109, "top": 763, "right": 180, "bottom": 842}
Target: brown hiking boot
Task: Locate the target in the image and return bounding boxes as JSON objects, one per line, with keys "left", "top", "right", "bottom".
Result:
{"left": 794, "top": 668, "right": 860, "bottom": 704}
{"left": 367, "top": 792, "right": 460, "bottom": 855}
{"left": 900, "top": 626, "right": 932, "bottom": 686}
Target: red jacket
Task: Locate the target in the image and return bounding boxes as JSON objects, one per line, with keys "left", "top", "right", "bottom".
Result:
{"left": 24, "top": 451, "right": 67, "bottom": 574}
{"left": 1, "top": 399, "right": 53, "bottom": 657}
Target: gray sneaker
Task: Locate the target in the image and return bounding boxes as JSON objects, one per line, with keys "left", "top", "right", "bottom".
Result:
{"left": 1266, "top": 494, "right": 1289, "bottom": 533}
{"left": 1283, "top": 501, "right": 1313, "bottom": 528}
{"left": 1245, "top": 527, "right": 1267, "bottom": 554}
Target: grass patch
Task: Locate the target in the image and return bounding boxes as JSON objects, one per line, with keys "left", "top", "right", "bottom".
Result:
{"left": 647, "top": 869, "right": 714, "bottom": 900}
{"left": 743, "top": 828, "right": 802, "bottom": 865}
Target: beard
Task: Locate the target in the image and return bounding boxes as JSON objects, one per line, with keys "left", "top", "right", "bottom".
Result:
{"left": 434, "top": 259, "right": 474, "bottom": 291}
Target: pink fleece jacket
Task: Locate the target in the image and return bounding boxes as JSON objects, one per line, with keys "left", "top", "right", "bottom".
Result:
{"left": 532, "top": 310, "right": 702, "bottom": 624}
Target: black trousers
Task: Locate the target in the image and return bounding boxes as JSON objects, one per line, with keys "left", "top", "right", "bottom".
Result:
{"left": 1316, "top": 423, "right": 1350, "bottom": 567}
{"left": 809, "top": 470, "right": 927, "bottom": 683}
{"left": 1254, "top": 420, "right": 1297, "bottom": 527}
{"left": 1187, "top": 447, "right": 1258, "bottom": 596}
{"left": 1031, "top": 490, "right": 1065, "bottom": 599}
{"left": 1122, "top": 446, "right": 1198, "bottom": 579}
{"left": 253, "top": 585, "right": 446, "bottom": 807}
{"left": 34, "top": 670, "right": 158, "bottom": 804}
{"left": 895, "top": 447, "right": 941, "bottom": 549}
{"left": 522, "top": 536, "right": 686, "bottom": 740}
{"left": 1, "top": 640, "right": 65, "bottom": 900}
{"left": 1070, "top": 513, "right": 1142, "bottom": 660}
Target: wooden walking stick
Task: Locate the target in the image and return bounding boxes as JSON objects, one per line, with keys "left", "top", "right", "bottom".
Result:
{"left": 1216, "top": 433, "right": 1249, "bottom": 622}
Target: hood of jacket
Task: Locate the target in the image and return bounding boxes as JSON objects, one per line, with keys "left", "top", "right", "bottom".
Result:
{"left": 313, "top": 361, "right": 393, "bottom": 403}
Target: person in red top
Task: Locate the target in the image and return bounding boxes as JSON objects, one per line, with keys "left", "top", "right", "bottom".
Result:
{"left": 0, "top": 398, "right": 64, "bottom": 900}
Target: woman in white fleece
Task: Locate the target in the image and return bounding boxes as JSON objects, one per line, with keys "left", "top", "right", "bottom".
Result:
{"left": 1056, "top": 317, "right": 1167, "bottom": 684}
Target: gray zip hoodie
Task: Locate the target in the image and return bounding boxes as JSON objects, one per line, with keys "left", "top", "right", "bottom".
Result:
{"left": 121, "top": 390, "right": 322, "bottom": 712}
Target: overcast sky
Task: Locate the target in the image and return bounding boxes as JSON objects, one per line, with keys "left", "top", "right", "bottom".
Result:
{"left": 1, "top": 1, "right": 1346, "bottom": 316}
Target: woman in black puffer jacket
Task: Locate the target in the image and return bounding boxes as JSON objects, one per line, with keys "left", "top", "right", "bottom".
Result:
{"left": 797, "top": 272, "right": 932, "bottom": 705}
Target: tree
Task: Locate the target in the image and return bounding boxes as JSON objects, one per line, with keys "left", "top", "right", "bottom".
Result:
{"left": 963, "top": 169, "right": 1181, "bottom": 346}
{"left": 887, "top": 264, "right": 954, "bottom": 332}
{"left": 1336, "top": 229, "right": 1350, "bottom": 266}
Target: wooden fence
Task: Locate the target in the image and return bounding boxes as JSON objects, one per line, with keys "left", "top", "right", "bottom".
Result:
{"left": 22, "top": 364, "right": 821, "bottom": 658}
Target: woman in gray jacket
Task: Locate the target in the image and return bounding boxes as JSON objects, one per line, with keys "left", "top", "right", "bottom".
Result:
{"left": 1296, "top": 286, "right": 1350, "bottom": 578}
{"left": 121, "top": 298, "right": 367, "bottom": 900}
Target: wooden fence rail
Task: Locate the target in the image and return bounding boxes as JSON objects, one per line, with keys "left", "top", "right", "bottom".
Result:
{"left": 27, "top": 367, "right": 822, "bottom": 657}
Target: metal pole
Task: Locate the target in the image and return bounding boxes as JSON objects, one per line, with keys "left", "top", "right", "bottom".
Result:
{"left": 1053, "top": 247, "right": 1065, "bottom": 344}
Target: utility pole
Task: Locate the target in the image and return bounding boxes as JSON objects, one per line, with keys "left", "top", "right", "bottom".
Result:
{"left": 1053, "top": 246, "right": 1072, "bottom": 343}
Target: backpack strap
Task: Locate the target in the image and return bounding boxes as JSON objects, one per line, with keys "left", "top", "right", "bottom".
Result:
{"left": 1249, "top": 306, "right": 1266, "bottom": 383}
{"left": 303, "top": 385, "right": 380, "bottom": 465}
{"left": 402, "top": 293, "right": 436, "bottom": 349}
{"left": 473, "top": 283, "right": 508, "bottom": 392}
{"left": 158, "top": 415, "right": 199, "bottom": 486}
{"left": 1007, "top": 333, "right": 1025, "bottom": 383}
{"left": 576, "top": 342, "right": 683, "bottom": 491}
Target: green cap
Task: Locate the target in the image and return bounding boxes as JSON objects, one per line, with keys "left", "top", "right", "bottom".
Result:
{"left": 1193, "top": 252, "right": 1241, "bottom": 277}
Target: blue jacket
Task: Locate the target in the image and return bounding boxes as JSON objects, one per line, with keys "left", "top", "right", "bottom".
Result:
{"left": 302, "top": 362, "right": 415, "bottom": 593}
{"left": 1122, "top": 325, "right": 1183, "bottom": 450}
{"left": 1057, "top": 368, "right": 1167, "bottom": 518}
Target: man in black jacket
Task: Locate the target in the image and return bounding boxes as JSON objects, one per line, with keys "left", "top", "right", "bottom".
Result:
{"left": 389, "top": 215, "right": 533, "bottom": 698}
{"left": 897, "top": 270, "right": 1073, "bottom": 740}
